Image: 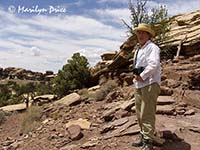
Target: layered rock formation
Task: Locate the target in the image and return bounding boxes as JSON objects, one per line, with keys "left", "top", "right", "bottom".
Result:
{"left": 0, "top": 67, "right": 55, "bottom": 81}
{"left": 160, "top": 10, "right": 200, "bottom": 57}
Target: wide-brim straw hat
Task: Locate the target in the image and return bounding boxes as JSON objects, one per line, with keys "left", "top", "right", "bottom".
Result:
{"left": 133, "top": 23, "right": 155, "bottom": 37}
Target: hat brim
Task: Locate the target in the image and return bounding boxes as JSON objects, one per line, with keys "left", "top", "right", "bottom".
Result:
{"left": 133, "top": 27, "right": 155, "bottom": 37}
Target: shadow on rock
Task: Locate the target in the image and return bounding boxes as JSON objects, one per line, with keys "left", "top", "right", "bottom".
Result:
{"left": 157, "top": 130, "right": 191, "bottom": 150}
{"left": 160, "top": 140, "right": 191, "bottom": 150}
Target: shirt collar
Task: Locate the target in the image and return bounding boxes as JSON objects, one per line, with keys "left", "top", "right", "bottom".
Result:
{"left": 140, "top": 40, "right": 151, "bottom": 49}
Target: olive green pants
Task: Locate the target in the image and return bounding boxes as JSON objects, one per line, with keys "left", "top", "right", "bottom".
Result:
{"left": 134, "top": 82, "right": 160, "bottom": 140}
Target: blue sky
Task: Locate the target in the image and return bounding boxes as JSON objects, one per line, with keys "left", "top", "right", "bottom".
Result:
{"left": 0, "top": 0, "right": 199, "bottom": 73}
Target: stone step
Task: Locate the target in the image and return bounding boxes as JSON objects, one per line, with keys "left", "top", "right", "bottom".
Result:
{"left": 157, "top": 96, "right": 175, "bottom": 105}
{"left": 156, "top": 105, "right": 175, "bottom": 115}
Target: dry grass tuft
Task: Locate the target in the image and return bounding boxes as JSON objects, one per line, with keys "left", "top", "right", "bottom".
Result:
{"left": 21, "top": 106, "right": 42, "bottom": 133}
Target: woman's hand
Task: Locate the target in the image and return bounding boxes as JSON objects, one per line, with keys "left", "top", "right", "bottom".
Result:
{"left": 135, "top": 75, "right": 143, "bottom": 81}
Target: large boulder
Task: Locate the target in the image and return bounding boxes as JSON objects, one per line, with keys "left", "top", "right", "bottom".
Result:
{"left": 54, "top": 93, "right": 81, "bottom": 106}
{"left": 67, "top": 125, "right": 83, "bottom": 141}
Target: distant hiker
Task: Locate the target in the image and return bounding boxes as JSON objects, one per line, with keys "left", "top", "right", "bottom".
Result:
{"left": 132, "top": 23, "right": 161, "bottom": 150}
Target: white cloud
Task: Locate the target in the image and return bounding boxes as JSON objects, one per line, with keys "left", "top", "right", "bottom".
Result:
{"left": 147, "top": 0, "right": 200, "bottom": 16}
{"left": 93, "top": 8, "right": 130, "bottom": 25}
{"left": 164, "top": 0, "right": 200, "bottom": 16}
{"left": 31, "top": 47, "right": 41, "bottom": 56}
{"left": 0, "top": 8, "right": 126, "bottom": 73}
{"left": 97, "top": 0, "right": 128, "bottom": 4}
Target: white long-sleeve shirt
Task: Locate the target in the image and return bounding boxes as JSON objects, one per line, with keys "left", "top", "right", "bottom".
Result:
{"left": 133, "top": 40, "right": 161, "bottom": 89}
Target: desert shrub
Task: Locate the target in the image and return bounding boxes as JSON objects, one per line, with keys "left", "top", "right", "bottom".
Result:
{"left": 78, "top": 88, "right": 90, "bottom": 98}
{"left": 49, "top": 110, "right": 61, "bottom": 120}
{"left": 95, "top": 89, "right": 108, "bottom": 101}
{"left": 103, "top": 80, "right": 118, "bottom": 92}
{"left": 94, "top": 80, "right": 118, "bottom": 101}
{"left": 78, "top": 88, "right": 89, "bottom": 95}
{"left": 21, "top": 106, "right": 42, "bottom": 133}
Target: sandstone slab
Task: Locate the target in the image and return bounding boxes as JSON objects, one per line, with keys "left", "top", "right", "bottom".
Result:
{"left": 119, "top": 99, "right": 135, "bottom": 110}
{"left": 157, "top": 96, "right": 175, "bottom": 105}
{"left": 156, "top": 105, "right": 175, "bottom": 115}
{"left": 65, "top": 118, "right": 91, "bottom": 130}
{"left": 0, "top": 103, "right": 31, "bottom": 112}
{"left": 54, "top": 93, "right": 81, "bottom": 106}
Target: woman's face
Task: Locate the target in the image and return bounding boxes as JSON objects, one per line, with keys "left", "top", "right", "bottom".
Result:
{"left": 136, "top": 30, "right": 150, "bottom": 46}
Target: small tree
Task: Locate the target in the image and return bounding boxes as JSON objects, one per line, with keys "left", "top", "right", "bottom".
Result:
{"left": 14, "top": 82, "right": 36, "bottom": 108}
{"left": 123, "top": 0, "right": 170, "bottom": 44}
{"left": 53, "top": 52, "right": 92, "bottom": 97}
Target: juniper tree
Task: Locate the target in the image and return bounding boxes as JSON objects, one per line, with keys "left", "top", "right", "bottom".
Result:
{"left": 53, "top": 53, "right": 91, "bottom": 97}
